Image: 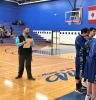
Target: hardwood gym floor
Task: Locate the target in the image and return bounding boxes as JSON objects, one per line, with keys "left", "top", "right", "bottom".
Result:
{"left": 0, "top": 43, "right": 76, "bottom": 100}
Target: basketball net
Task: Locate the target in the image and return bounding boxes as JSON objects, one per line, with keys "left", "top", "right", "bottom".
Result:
{"left": 67, "top": 20, "right": 81, "bottom": 25}
{"left": 68, "top": 20, "right": 73, "bottom": 25}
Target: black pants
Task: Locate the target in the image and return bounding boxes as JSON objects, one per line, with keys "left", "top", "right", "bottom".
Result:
{"left": 18, "top": 53, "right": 32, "bottom": 78}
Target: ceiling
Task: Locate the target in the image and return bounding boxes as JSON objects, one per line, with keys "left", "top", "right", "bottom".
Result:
{"left": 5, "top": 0, "right": 51, "bottom": 4}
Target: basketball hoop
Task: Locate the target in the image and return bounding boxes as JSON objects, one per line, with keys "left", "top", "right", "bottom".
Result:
{"left": 65, "top": 8, "right": 82, "bottom": 25}
{"left": 73, "top": 20, "right": 81, "bottom": 25}
{"left": 67, "top": 20, "right": 73, "bottom": 25}
{"left": 76, "top": 22, "right": 81, "bottom": 25}
{"left": 68, "top": 21, "right": 71, "bottom": 25}
{"left": 66, "top": 18, "right": 81, "bottom": 25}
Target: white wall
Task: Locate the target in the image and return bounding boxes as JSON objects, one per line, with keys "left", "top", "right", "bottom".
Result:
{"left": 33, "top": 30, "right": 81, "bottom": 44}
{"left": 33, "top": 30, "right": 52, "bottom": 41}
{"left": 60, "top": 31, "right": 81, "bottom": 44}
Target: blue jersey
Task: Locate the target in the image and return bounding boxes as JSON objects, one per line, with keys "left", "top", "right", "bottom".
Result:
{"left": 75, "top": 35, "right": 87, "bottom": 77}
{"left": 86, "top": 38, "right": 96, "bottom": 83}
{"left": 75, "top": 35, "right": 86, "bottom": 57}
{"left": 85, "top": 40, "right": 91, "bottom": 56}
{"left": 84, "top": 39, "right": 92, "bottom": 79}
{"left": 88, "top": 38, "right": 96, "bottom": 58}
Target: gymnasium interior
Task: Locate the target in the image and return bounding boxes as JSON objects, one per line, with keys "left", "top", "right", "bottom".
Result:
{"left": 0, "top": 0, "right": 96, "bottom": 100}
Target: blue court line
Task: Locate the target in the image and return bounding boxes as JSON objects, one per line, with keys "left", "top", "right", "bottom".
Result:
{"left": 33, "top": 49, "right": 75, "bottom": 55}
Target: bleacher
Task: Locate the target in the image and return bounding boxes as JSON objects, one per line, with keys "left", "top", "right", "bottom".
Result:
{"left": 31, "top": 32, "right": 46, "bottom": 42}
{"left": 0, "top": 23, "right": 47, "bottom": 43}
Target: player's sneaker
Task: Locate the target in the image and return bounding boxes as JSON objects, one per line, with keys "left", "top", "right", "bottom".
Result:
{"left": 85, "top": 95, "right": 91, "bottom": 100}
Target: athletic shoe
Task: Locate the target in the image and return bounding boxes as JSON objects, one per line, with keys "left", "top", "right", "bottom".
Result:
{"left": 85, "top": 95, "right": 91, "bottom": 100}
{"left": 75, "top": 89, "right": 83, "bottom": 94}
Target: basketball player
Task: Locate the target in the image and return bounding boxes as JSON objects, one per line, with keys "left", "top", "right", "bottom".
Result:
{"left": 75, "top": 28, "right": 89, "bottom": 93}
{"left": 84, "top": 27, "right": 96, "bottom": 100}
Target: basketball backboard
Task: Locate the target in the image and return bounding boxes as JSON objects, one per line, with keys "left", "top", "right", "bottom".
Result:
{"left": 65, "top": 8, "right": 82, "bottom": 25}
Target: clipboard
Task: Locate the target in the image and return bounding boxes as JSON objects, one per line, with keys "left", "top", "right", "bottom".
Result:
{"left": 23, "top": 39, "right": 32, "bottom": 48}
